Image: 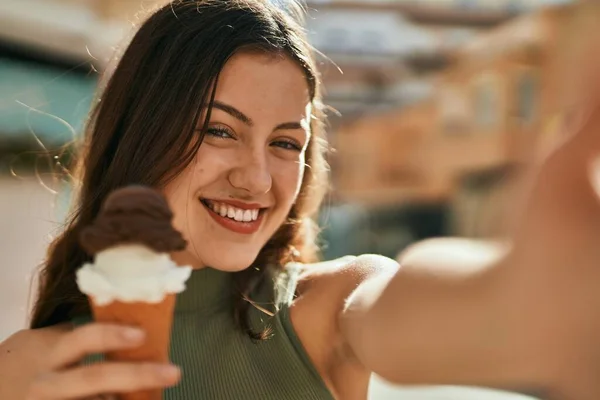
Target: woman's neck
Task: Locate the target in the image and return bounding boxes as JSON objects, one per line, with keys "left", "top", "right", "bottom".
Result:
{"left": 174, "top": 267, "right": 234, "bottom": 313}
{"left": 171, "top": 250, "right": 206, "bottom": 270}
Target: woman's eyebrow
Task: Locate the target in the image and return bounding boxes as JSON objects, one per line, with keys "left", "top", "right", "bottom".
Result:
{"left": 212, "top": 101, "right": 306, "bottom": 131}
{"left": 212, "top": 101, "right": 254, "bottom": 126}
{"left": 275, "top": 122, "right": 303, "bottom": 130}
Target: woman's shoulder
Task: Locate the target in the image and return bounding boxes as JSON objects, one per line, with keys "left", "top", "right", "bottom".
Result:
{"left": 292, "top": 254, "right": 399, "bottom": 329}
{"left": 289, "top": 255, "right": 398, "bottom": 396}
{"left": 297, "top": 254, "right": 399, "bottom": 298}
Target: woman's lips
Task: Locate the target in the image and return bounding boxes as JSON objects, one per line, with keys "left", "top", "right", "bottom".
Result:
{"left": 200, "top": 200, "right": 265, "bottom": 234}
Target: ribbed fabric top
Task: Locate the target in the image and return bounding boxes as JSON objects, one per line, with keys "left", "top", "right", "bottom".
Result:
{"left": 74, "top": 265, "right": 335, "bottom": 400}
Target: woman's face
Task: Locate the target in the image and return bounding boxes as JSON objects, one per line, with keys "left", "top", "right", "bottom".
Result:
{"left": 163, "top": 52, "right": 312, "bottom": 271}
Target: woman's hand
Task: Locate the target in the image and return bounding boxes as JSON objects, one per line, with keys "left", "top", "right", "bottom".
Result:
{"left": 24, "top": 323, "right": 180, "bottom": 400}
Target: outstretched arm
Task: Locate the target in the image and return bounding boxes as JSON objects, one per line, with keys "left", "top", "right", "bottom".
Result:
{"left": 339, "top": 94, "right": 600, "bottom": 398}
{"left": 338, "top": 245, "right": 545, "bottom": 390}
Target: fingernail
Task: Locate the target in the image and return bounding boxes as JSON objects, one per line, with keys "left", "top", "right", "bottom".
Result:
{"left": 122, "top": 327, "right": 145, "bottom": 341}
{"left": 159, "top": 365, "right": 180, "bottom": 381}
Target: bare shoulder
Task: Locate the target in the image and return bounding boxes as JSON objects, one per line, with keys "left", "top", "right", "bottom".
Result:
{"left": 298, "top": 254, "right": 399, "bottom": 300}
{"left": 291, "top": 255, "right": 399, "bottom": 397}
{"left": 0, "top": 325, "right": 70, "bottom": 397}
{"left": 297, "top": 254, "right": 400, "bottom": 332}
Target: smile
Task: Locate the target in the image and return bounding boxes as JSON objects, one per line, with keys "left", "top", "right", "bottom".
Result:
{"left": 200, "top": 199, "right": 266, "bottom": 234}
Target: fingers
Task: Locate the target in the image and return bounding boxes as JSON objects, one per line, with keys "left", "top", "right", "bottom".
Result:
{"left": 48, "top": 323, "right": 146, "bottom": 370}
{"left": 27, "top": 362, "right": 180, "bottom": 400}
{"left": 26, "top": 323, "right": 181, "bottom": 400}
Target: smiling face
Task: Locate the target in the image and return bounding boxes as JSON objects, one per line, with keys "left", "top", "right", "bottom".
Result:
{"left": 163, "top": 51, "right": 312, "bottom": 271}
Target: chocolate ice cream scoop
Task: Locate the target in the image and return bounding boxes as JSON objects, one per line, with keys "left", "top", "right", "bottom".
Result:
{"left": 80, "top": 186, "right": 187, "bottom": 255}
{"left": 76, "top": 186, "right": 192, "bottom": 400}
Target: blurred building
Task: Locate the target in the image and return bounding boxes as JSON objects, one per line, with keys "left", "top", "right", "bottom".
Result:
{"left": 308, "top": 0, "right": 536, "bottom": 256}
{"left": 306, "top": 0, "right": 521, "bottom": 121}
{"left": 0, "top": 0, "right": 537, "bottom": 156}
{"left": 0, "top": 0, "right": 581, "bottom": 252}
{"left": 0, "top": 0, "right": 169, "bottom": 63}
{"left": 0, "top": 0, "right": 170, "bottom": 171}
{"left": 331, "top": 1, "right": 587, "bottom": 240}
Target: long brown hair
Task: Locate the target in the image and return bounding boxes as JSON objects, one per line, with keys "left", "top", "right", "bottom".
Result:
{"left": 29, "top": 0, "right": 329, "bottom": 338}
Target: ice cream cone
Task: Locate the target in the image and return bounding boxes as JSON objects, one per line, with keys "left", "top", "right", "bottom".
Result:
{"left": 90, "top": 294, "right": 177, "bottom": 400}
{"left": 75, "top": 186, "right": 192, "bottom": 400}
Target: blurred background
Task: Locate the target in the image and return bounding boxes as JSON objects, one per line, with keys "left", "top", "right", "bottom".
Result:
{"left": 0, "top": 0, "right": 591, "bottom": 398}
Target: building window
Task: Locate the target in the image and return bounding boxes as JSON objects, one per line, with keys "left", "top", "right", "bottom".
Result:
{"left": 516, "top": 72, "right": 537, "bottom": 125}
{"left": 474, "top": 80, "right": 499, "bottom": 129}
{"left": 440, "top": 86, "right": 470, "bottom": 135}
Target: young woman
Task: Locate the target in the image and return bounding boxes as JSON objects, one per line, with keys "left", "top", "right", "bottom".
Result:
{"left": 1, "top": 1, "right": 600, "bottom": 399}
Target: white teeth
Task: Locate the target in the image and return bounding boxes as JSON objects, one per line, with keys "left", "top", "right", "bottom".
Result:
{"left": 205, "top": 200, "right": 261, "bottom": 222}
{"left": 227, "top": 207, "right": 236, "bottom": 218}
{"left": 234, "top": 209, "right": 244, "bottom": 221}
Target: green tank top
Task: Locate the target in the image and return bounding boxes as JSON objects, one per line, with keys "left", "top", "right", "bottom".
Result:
{"left": 73, "top": 265, "right": 335, "bottom": 399}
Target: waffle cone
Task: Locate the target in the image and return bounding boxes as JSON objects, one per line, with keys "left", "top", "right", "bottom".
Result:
{"left": 90, "top": 294, "right": 176, "bottom": 400}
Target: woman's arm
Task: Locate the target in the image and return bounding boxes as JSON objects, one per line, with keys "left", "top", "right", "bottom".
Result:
{"left": 339, "top": 111, "right": 600, "bottom": 396}
{"left": 339, "top": 241, "right": 546, "bottom": 390}
{"left": 397, "top": 238, "right": 510, "bottom": 273}
{"left": 338, "top": 36, "right": 600, "bottom": 397}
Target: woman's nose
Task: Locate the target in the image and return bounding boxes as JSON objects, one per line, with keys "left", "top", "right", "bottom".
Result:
{"left": 227, "top": 149, "right": 272, "bottom": 195}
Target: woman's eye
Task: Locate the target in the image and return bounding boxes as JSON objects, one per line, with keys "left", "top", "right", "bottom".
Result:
{"left": 272, "top": 140, "right": 302, "bottom": 151}
{"left": 206, "top": 127, "right": 234, "bottom": 139}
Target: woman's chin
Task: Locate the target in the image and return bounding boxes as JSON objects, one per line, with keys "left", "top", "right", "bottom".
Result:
{"left": 200, "top": 253, "right": 261, "bottom": 273}
{"left": 171, "top": 246, "right": 260, "bottom": 272}
{"left": 205, "top": 261, "right": 256, "bottom": 273}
